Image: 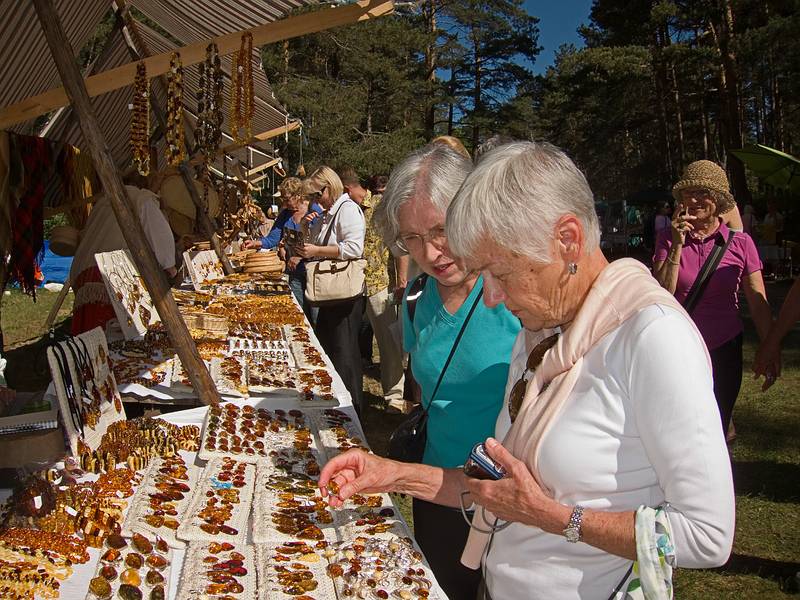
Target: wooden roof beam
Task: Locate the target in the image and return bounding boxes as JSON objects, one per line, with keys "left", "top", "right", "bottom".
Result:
{"left": 0, "top": 0, "right": 394, "bottom": 130}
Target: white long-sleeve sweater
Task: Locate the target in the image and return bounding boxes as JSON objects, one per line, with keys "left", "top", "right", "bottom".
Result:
{"left": 486, "top": 304, "right": 735, "bottom": 600}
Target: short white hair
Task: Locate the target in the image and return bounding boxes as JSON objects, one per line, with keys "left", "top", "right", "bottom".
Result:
{"left": 373, "top": 144, "right": 472, "bottom": 246}
{"left": 447, "top": 141, "right": 600, "bottom": 263}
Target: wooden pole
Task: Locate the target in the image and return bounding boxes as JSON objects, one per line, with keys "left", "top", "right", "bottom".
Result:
{"left": 116, "top": 5, "right": 234, "bottom": 275}
{"left": 32, "top": 0, "right": 221, "bottom": 405}
{"left": 1, "top": 0, "right": 395, "bottom": 129}
{"left": 44, "top": 278, "right": 72, "bottom": 331}
{"left": 221, "top": 121, "right": 302, "bottom": 154}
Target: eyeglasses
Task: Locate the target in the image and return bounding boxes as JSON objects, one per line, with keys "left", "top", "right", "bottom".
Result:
{"left": 507, "top": 333, "right": 560, "bottom": 423}
{"left": 307, "top": 187, "right": 325, "bottom": 200}
{"left": 395, "top": 225, "right": 446, "bottom": 253}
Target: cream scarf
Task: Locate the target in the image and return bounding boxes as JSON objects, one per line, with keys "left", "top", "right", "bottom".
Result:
{"left": 461, "top": 258, "right": 709, "bottom": 569}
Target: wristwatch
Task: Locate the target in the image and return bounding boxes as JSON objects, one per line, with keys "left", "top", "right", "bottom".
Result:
{"left": 563, "top": 505, "right": 584, "bottom": 543}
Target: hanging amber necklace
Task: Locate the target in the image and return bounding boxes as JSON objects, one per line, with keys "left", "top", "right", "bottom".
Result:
{"left": 230, "top": 32, "right": 254, "bottom": 145}
{"left": 131, "top": 61, "right": 150, "bottom": 176}
{"left": 196, "top": 43, "right": 224, "bottom": 164}
{"left": 166, "top": 52, "right": 187, "bottom": 167}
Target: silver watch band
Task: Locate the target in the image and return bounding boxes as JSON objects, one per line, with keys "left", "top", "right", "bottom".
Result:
{"left": 563, "top": 504, "right": 584, "bottom": 543}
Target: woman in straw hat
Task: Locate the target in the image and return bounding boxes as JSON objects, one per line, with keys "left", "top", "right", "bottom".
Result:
{"left": 319, "top": 142, "right": 734, "bottom": 600}
{"left": 653, "top": 160, "right": 775, "bottom": 435}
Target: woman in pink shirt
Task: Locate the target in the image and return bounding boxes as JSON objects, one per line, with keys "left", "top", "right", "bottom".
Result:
{"left": 653, "top": 160, "right": 775, "bottom": 435}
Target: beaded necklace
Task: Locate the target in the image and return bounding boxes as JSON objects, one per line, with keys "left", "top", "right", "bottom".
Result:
{"left": 230, "top": 32, "right": 254, "bottom": 145}
{"left": 166, "top": 52, "right": 186, "bottom": 167}
{"left": 130, "top": 61, "right": 150, "bottom": 176}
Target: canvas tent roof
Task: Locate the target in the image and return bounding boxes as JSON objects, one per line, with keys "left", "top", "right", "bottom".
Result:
{"left": 1, "top": 0, "right": 314, "bottom": 170}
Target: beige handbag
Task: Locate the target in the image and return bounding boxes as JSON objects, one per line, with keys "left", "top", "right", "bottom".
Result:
{"left": 306, "top": 257, "right": 367, "bottom": 305}
{"left": 305, "top": 200, "right": 366, "bottom": 305}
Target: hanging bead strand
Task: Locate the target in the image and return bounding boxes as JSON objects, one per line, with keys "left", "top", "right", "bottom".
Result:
{"left": 166, "top": 52, "right": 186, "bottom": 167}
{"left": 130, "top": 61, "right": 150, "bottom": 176}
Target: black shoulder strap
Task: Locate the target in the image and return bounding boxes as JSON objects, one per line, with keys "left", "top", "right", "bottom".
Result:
{"left": 405, "top": 273, "right": 429, "bottom": 324}
{"left": 683, "top": 230, "right": 736, "bottom": 315}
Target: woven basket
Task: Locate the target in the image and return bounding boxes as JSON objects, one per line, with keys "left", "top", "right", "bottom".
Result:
{"left": 180, "top": 311, "right": 229, "bottom": 335}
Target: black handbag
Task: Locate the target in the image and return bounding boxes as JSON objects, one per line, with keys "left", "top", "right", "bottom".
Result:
{"left": 388, "top": 279, "right": 483, "bottom": 463}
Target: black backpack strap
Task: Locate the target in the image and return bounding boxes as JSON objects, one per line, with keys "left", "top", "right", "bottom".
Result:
{"left": 683, "top": 230, "right": 736, "bottom": 314}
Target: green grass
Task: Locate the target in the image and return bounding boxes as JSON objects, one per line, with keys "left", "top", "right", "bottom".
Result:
{"left": 0, "top": 288, "right": 73, "bottom": 391}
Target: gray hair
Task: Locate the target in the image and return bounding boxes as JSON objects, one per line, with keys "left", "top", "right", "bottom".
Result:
{"left": 447, "top": 141, "right": 600, "bottom": 264}
{"left": 373, "top": 144, "right": 473, "bottom": 246}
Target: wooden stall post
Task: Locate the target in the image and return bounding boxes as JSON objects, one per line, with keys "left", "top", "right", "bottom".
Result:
{"left": 33, "top": 0, "right": 222, "bottom": 405}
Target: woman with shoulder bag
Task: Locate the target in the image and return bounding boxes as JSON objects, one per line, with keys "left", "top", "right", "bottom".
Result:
{"left": 372, "top": 143, "right": 521, "bottom": 600}
{"left": 653, "top": 160, "right": 775, "bottom": 437}
{"left": 297, "top": 167, "right": 366, "bottom": 412}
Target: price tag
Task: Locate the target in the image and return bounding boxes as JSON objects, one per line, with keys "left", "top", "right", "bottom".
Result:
{"left": 116, "top": 490, "right": 125, "bottom": 499}
{"left": 65, "top": 505, "right": 78, "bottom": 517}
{"left": 82, "top": 396, "right": 93, "bottom": 405}
{"left": 271, "top": 204, "right": 279, "bottom": 214}
{"left": 33, "top": 496, "right": 42, "bottom": 509}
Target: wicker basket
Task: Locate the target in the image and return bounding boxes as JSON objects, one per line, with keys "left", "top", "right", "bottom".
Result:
{"left": 180, "top": 311, "right": 229, "bottom": 336}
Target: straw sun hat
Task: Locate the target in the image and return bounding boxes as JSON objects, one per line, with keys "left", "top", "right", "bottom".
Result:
{"left": 672, "top": 160, "right": 736, "bottom": 214}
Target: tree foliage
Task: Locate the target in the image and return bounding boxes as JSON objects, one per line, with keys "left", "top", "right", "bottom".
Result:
{"left": 262, "top": 0, "right": 798, "bottom": 202}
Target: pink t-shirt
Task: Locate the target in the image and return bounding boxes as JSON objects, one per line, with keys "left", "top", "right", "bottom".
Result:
{"left": 653, "top": 221, "right": 762, "bottom": 350}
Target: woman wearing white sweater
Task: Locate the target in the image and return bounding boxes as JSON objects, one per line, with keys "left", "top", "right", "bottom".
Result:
{"left": 319, "top": 142, "right": 734, "bottom": 599}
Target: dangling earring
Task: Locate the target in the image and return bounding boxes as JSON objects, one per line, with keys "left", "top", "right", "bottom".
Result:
{"left": 568, "top": 262, "right": 578, "bottom": 275}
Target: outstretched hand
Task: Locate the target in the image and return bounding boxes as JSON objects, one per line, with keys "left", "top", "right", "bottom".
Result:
{"left": 318, "top": 449, "right": 399, "bottom": 507}
{"left": 464, "top": 438, "right": 568, "bottom": 535}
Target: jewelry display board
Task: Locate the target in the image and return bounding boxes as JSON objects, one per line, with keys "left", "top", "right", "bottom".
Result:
{"left": 95, "top": 249, "right": 160, "bottom": 340}
{"left": 46, "top": 326, "right": 127, "bottom": 457}
{"left": 183, "top": 249, "right": 225, "bottom": 291}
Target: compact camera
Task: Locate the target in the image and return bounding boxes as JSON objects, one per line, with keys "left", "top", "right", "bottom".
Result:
{"left": 463, "top": 442, "right": 507, "bottom": 480}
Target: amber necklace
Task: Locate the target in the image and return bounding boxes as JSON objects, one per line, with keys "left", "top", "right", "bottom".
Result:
{"left": 166, "top": 52, "right": 186, "bottom": 167}
{"left": 131, "top": 61, "right": 150, "bottom": 175}
{"left": 230, "top": 32, "right": 254, "bottom": 145}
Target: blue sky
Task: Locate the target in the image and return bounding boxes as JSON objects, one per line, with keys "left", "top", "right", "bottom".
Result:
{"left": 525, "top": 0, "right": 593, "bottom": 73}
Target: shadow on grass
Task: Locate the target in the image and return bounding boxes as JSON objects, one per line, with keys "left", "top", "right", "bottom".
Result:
{"left": 716, "top": 553, "right": 800, "bottom": 593}
{"left": 732, "top": 460, "right": 800, "bottom": 503}
{"left": 360, "top": 388, "right": 408, "bottom": 457}
{"left": 3, "top": 319, "right": 72, "bottom": 392}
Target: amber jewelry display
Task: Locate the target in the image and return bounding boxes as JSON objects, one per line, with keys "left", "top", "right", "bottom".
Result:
{"left": 175, "top": 541, "right": 255, "bottom": 600}
{"left": 229, "top": 32, "right": 254, "bottom": 145}
{"left": 0, "top": 528, "right": 89, "bottom": 564}
{"left": 131, "top": 60, "right": 150, "bottom": 176}
{"left": 166, "top": 52, "right": 187, "bottom": 167}
{"left": 199, "top": 403, "right": 310, "bottom": 463}
{"left": 325, "top": 536, "right": 444, "bottom": 600}
{"left": 176, "top": 457, "right": 255, "bottom": 545}
{"left": 121, "top": 454, "right": 199, "bottom": 548}
{"left": 88, "top": 530, "right": 171, "bottom": 600}
{"left": 252, "top": 458, "right": 337, "bottom": 545}
{"left": 0, "top": 556, "right": 61, "bottom": 599}
{"left": 255, "top": 542, "right": 334, "bottom": 600}
{"left": 314, "top": 407, "right": 369, "bottom": 456}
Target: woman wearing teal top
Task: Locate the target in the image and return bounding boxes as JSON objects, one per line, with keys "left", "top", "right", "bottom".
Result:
{"left": 374, "top": 143, "right": 520, "bottom": 600}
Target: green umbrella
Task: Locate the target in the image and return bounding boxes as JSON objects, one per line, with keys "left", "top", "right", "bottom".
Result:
{"left": 731, "top": 144, "right": 800, "bottom": 193}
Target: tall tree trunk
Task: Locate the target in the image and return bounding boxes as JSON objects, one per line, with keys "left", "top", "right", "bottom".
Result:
{"left": 424, "top": 0, "right": 437, "bottom": 139}
{"left": 670, "top": 61, "right": 685, "bottom": 167}
{"left": 447, "top": 66, "right": 456, "bottom": 135}
{"left": 471, "top": 26, "right": 481, "bottom": 151}
{"left": 700, "top": 90, "right": 710, "bottom": 158}
{"left": 651, "top": 28, "right": 672, "bottom": 179}
{"left": 711, "top": 0, "right": 752, "bottom": 203}
{"left": 282, "top": 40, "right": 289, "bottom": 85}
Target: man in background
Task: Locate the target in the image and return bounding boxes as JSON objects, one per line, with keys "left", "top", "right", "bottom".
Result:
{"left": 339, "top": 167, "right": 406, "bottom": 412}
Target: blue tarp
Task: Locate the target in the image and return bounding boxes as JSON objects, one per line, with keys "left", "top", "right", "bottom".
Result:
{"left": 40, "top": 240, "right": 72, "bottom": 284}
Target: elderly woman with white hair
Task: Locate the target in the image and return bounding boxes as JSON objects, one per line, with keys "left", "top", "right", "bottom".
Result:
{"left": 370, "top": 144, "right": 520, "bottom": 599}
{"left": 319, "top": 141, "right": 734, "bottom": 600}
